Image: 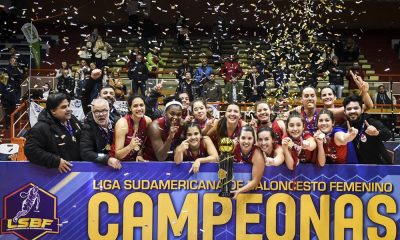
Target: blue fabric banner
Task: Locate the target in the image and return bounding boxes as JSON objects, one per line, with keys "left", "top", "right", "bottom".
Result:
{"left": 0, "top": 162, "right": 399, "bottom": 240}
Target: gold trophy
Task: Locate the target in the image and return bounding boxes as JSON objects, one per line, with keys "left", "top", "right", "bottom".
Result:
{"left": 218, "top": 137, "right": 235, "bottom": 198}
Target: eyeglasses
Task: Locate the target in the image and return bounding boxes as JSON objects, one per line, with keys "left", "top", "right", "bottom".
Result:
{"left": 93, "top": 110, "right": 109, "bottom": 116}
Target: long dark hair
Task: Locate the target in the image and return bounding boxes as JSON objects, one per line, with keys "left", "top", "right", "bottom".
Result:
{"left": 127, "top": 95, "right": 145, "bottom": 114}
{"left": 257, "top": 126, "right": 275, "bottom": 140}
{"left": 239, "top": 125, "right": 256, "bottom": 145}
{"left": 183, "top": 122, "right": 202, "bottom": 137}
{"left": 216, "top": 103, "right": 240, "bottom": 140}
{"left": 286, "top": 111, "right": 304, "bottom": 129}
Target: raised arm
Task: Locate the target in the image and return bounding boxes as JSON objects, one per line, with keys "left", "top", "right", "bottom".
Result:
{"left": 148, "top": 121, "right": 179, "bottom": 161}
{"left": 174, "top": 139, "right": 188, "bottom": 164}
{"left": 264, "top": 145, "right": 285, "bottom": 166}
{"left": 232, "top": 148, "right": 265, "bottom": 198}
{"left": 314, "top": 131, "right": 326, "bottom": 167}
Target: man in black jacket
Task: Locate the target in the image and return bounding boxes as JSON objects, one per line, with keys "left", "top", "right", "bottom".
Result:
{"left": 128, "top": 54, "right": 149, "bottom": 96}
{"left": 24, "top": 93, "right": 82, "bottom": 172}
{"left": 243, "top": 65, "right": 267, "bottom": 102}
{"left": 175, "top": 57, "right": 193, "bottom": 81}
{"left": 328, "top": 56, "right": 345, "bottom": 98}
{"left": 80, "top": 98, "right": 121, "bottom": 169}
{"left": 343, "top": 95, "right": 392, "bottom": 164}
{"left": 57, "top": 69, "right": 75, "bottom": 98}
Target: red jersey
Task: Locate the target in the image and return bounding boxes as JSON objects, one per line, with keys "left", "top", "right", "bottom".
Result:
{"left": 142, "top": 117, "right": 183, "bottom": 161}
{"left": 233, "top": 144, "right": 256, "bottom": 164}
{"left": 301, "top": 107, "right": 319, "bottom": 135}
{"left": 323, "top": 128, "right": 347, "bottom": 164}
{"left": 257, "top": 120, "right": 284, "bottom": 145}
{"left": 185, "top": 140, "right": 207, "bottom": 161}
{"left": 110, "top": 115, "right": 147, "bottom": 161}
{"left": 283, "top": 133, "right": 316, "bottom": 165}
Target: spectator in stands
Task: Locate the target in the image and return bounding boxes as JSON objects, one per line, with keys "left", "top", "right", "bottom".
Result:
{"left": 374, "top": 85, "right": 396, "bottom": 130}
{"left": 243, "top": 64, "right": 267, "bottom": 102}
{"left": 176, "top": 57, "right": 193, "bottom": 81}
{"left": 343, "top": 95, "right": 392, "bottom": 164}
{"left": 128, "top": 54, "right": 149, "bottom": 96}
{"left": 175, "top": 13, "right": 189, "bottom": 51}
{"left": 0, "top": 70, "right": 15, "bottom": 127}
{"left": 76, "top": 60, "right": 90, "bottom": 99}
{"left": 342, "top": 37, "right": 360, "bottom": 62}
{"left": 253, "top": 54, "right": 266, "bottom": 75}
{"left": 55, "top": 61, "right": 72, "bottom": 78}
{"left": 176, "top": 72, "right": 200, "bottom": 101}
{"left": 108, "top": 71, "right": 127, "bottom": 101}
{"left": 333, "top": 37, "right": 345, "bottom": 62}
{"left": 142, "top": 97, "right": 184, "bottom": 161}
{"left": 24, "top": 93, "right": 82, "bottom": 172}
{"left": 194, "top": 58, "right": 213, "bottom": 84}
{"left": 374, "top": 85, "right": 396, "bottom": 106}
{"left": 89, "top": 28, "right": 99, "bottom": 50}
{"left": 41, "top": 83, "right": 52, "bottom": 100}
{"left": 80, "top": 98, "right": 121, "bottom": 169}
{"left": 346, "top": 61, "right": 365, "bottom": 94}
{"left": 78, "top": 35, "right": 92, "bottom": 60}
{"left": 57, "top": 69, "right": 75, "bottom": 98}
{"left": 202, "top": 73, "right": 222, "bottom": 102}
{"left": 272, "top": 59, "right": 291, "bottom": 98}
{"left": 146, "top": 47, "right": 165, "bottom": 78}
{"left": 224, "top": 76, "right": 243, "bottom": 104}
{"left": 94, "top": 36, "right": 112, "bottom": 69}
{"left": 112, "top": 95, "right": 152, "bottom": 161}
{"left": 6, "top": 57, "right": 24, "bottom": 104}
{"left": 127, "top": 46, "right": 142, "bottom": 65}
{"left": 327, "top": 56, "right": 345, "bottom": 98}
{"left": 174, "top": 123, "right": 219, "bottom": 173}
{"left": 9, "top": 47, "right": 28, "bottom": 69}
{"left": 81, "top": 69, "right": 103, "bottom": 113}
{"left": 145, "top": 81, "right": 165, "bottom": 120}
{"left": 220, "top": 55, "right": 243, "bottom": 84}
{"left": 99, "top": 85, "right": 121, "bottom": 124}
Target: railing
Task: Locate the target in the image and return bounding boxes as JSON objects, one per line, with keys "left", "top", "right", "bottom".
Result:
{"left": 10, "top": 100, "right": 30, "bottom": 139}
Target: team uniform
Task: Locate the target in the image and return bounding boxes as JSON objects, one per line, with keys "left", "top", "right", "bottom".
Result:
{"left": 110, "top": 115, "right": 148, "bottom": 161}
{"left": 142, "top": 117, "right": 183, "bottom": 161}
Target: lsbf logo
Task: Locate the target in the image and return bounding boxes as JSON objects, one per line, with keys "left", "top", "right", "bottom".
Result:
{"left": 1, "top": 183, "right": 59, "bottom": 240}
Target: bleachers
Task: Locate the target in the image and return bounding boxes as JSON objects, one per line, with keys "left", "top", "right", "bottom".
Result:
{"left": 96, "top": 36, "right": 380, "bottom": 98}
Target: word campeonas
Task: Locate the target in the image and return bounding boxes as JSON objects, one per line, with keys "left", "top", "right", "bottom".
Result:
{"left": 87, "top": 192, "right": 397, "bottom": 239}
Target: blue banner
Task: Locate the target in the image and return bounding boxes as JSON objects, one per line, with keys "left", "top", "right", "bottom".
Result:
{"left": 0, "top": 162, "right": 399, "bottom": 240}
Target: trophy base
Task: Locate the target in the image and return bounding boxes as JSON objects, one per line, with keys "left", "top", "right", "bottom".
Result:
{"left": 219, "top": 191, "right": 233, "bottom": 198}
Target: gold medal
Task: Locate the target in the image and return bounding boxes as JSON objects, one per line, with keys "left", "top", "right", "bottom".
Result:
{"left": 288, "top": 140, "right": 294, "bottom": 149}
{"left": 105, "top": 144, "right": 111, "bottom": 151}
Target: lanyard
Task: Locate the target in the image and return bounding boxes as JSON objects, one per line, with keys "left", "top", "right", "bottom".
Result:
{"left": 240, "top": 148, "right": 252, "bottom": 162}
{"left": 98, "top": 124, "right": 113, "bottom": 145}
{"left": 64, "top": 120, "right": 74, "bottom": 136}
{"left": 303, "top": 110, "right": 317, "bottom": 135}
{"left": 195, "top": 118, "right": 208, "bottom": 129}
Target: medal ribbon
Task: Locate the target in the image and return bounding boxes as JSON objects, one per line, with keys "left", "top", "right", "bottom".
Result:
{"left": 303, "top": 110, "right": 317, "bottom": 135}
